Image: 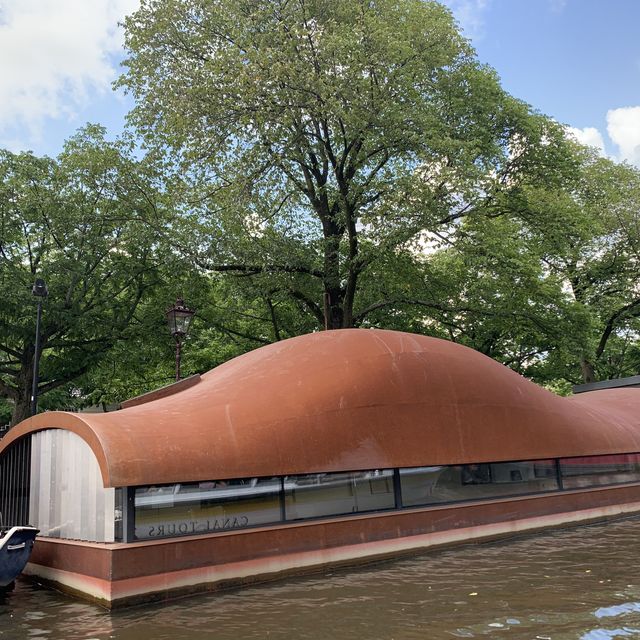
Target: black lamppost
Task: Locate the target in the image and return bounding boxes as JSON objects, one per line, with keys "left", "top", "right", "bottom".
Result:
{"left": 31, "top": 278, "right": 48, "bottom": 416}
{"left": 165, "top": 298, "right": 195, "bottom": 381}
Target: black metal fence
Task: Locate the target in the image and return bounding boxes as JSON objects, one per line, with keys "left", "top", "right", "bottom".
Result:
{"left": 0, "top": 435, "right": 31, "bottom": 527}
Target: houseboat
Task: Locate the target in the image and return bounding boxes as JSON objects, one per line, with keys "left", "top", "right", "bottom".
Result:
{"left": 1, "top": 329, "right": 640, "bottom": 607}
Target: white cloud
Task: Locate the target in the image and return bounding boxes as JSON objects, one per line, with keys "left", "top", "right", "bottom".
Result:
{"left": 566, "top": 126, "right": 607, "bottom": 157}
{"left": 0, "top": 0, "right": 139, "bottom": 140}
{"left": 442, "top": 0, "right": 490, "bottom": 41}
{"left": 548, "top": 0, "right": 568, "bottom": 13}
{"left": 606, "top": 106, "right": 640, "bottom": 165}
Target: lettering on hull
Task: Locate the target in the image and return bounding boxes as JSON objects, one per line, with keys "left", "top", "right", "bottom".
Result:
{"left": 139, "top": 516, "right": 250, "bottom": 538}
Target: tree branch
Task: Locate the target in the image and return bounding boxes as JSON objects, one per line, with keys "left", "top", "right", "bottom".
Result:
{"left": 197, "top": 261, "right": 324, "bottom": 279}
{"left": 289, "top": 288, "right": 324, "bottom": 325}
{"left": 595, "top": 298, "right": 640, "bottom": 360}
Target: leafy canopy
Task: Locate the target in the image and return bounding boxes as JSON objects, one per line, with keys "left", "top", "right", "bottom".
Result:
{"left": 119, "top": 0, "right": 573, "bottom": 329}
{"left": 0, "top": 126, "right": 164, "bottom": 424}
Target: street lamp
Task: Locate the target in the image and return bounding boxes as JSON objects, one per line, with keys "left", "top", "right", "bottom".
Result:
{"left": 31, "top": 278, "right": 48, "bottom": 416}
{"left": 165, "top": 298, "right": 195, "bottom": 382}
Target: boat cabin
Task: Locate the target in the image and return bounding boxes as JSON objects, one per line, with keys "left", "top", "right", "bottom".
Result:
{"left": 1, "top": 329, "right": 640, "bottom": 606}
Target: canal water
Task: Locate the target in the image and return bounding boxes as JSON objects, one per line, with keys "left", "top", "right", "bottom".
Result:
{"left": 2, "top": 517, "right": 640, "bottom": 639}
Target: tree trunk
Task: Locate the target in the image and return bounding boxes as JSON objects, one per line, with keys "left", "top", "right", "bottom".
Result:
{"left": 322, "top": 219, "right": 351, "bottom": 329}
{"left": 579, "top": 357, "right": 597, "bottom": 384}
{"left": 9, "top": 361, "right": 35, "bottom": 427}
{"left": 10, "top": 396, "right": 31, "bottom": 428}
{"left": 324, "top": 285, "right": 346, "bottom": 329}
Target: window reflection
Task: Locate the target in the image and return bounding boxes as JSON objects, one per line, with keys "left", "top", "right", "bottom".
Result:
{"left": 134, "top": 477, "right": 281, "bottom": 539}
{"left": 284, "top": 470, "right": 395, "bottom": 520}
{"left": 560, "top": 454, "right": 640, "bottom": 489}
{"left": 399, "top": 459, "right": 559, "bottom": 507}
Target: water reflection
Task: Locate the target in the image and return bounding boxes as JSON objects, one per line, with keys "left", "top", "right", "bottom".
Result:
{"left": 1, "top": 517, "right": 640, "bottom": 639}
{"left": 582, "top": 629, "right": 640, "bottom": 640}
{"left": 595, "top": 602, "right": 640, "bottom": 619}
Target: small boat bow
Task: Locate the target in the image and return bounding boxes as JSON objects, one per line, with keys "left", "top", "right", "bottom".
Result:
{"left": 0, "top": 526, "right": 38, "bottom": 589}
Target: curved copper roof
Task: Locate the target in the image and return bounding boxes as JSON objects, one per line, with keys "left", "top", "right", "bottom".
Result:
{"left": 2, "top": 329, "right": 640, "bottom": 488}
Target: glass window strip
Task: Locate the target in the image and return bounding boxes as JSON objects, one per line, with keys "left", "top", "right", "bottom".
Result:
{"left": 4, "top": 441, "right": 640, "bottom": 542}
{"left": 130, "top": 453, "right": 640, "bottom": 540}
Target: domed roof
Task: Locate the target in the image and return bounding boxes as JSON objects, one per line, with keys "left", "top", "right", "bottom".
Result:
{"left": 3, "top": 329, "right": 640, "bottom": 487}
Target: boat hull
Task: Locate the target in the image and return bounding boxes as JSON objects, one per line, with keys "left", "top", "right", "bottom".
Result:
{"left": 21, "top": 484, "right": 640, "bottom": 607}
{"left": 0, "top": 527, "right": 38, "bottom": 589}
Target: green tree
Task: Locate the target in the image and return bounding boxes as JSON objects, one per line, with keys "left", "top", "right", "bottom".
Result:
{"left": 0, "top": 126, "right": 164, "bottom": 425}
{"left": 119, "top": 0, "right": 574, "bottom": 330}
{"left": 411, "top": 213, "right": 588, "bottom": 382}
{"left": 73, "top": 270, "right": 287, "bottom": 408}
{"left": 538, "top": 152, "right": 640, "bottom": 383}
{"left": 407, "top": 146, "right": 640, "bottom": 387}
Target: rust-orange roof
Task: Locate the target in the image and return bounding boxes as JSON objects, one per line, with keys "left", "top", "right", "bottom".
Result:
{"left": 3, "top": 329, "right": 640, "bottom": 488}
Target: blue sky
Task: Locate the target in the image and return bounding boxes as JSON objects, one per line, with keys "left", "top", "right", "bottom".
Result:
{"left": 457, "top": 0, "right": 640, "bottom": 163}
{"left": 1, "top": 0, "right": 639, "bottom": 164}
